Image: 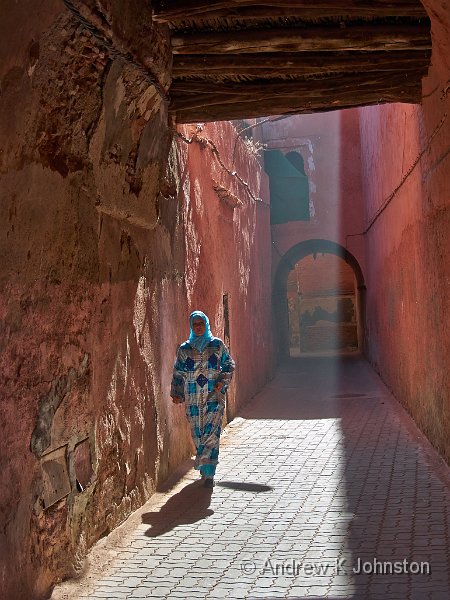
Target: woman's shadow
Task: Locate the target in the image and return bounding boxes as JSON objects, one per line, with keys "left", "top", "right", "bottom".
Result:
{"left": 142, "top": 480, "right": 214, "bottom": 537}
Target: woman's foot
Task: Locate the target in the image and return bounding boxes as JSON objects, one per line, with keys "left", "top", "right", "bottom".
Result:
{"left": 203, "top": 477, "right": 214, "bottom": 488}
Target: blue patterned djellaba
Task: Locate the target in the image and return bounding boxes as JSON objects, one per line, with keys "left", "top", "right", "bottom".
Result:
{"left": 171, "top": 336, "right": 235, "bottom": 476}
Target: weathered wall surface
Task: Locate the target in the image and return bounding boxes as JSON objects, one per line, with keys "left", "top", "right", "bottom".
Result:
{"left": 0, "top": 5, "right": 273, "bottom": 600}
{"left": 422, "top": 0, "right": 450, "bottom": 80}
{"left": 358, "top": 69, "right": 450, "bottom": 463}
{"left": 0, "top": 3, "right": 175, "bottom": 598}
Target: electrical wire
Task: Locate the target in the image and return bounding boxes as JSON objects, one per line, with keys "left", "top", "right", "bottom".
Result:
{"left": 346, "top": 110, "right": 447, "bottom": 247}
{"left": 174, "top": 128, "right": 263, "bottom": 204}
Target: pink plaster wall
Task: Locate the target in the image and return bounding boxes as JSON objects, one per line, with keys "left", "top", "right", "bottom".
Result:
{"left": 356, "top": 0, "right": 450, "bottom": 462}
{"left": 358, "top": 66, "right": 450, "bottom": 463}
{"left": 0, "top": 5, "right": 179, "bottom": 596}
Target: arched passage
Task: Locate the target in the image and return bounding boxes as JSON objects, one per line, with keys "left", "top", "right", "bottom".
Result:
{"left": 273, "top": 239, "right": 366, "bottom": 359}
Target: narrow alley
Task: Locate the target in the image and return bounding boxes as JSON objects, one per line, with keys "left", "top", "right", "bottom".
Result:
{"left": 52, "top": 356, "right": 450, "bottom": 600}
{"left": 2, "top": 2, "right": 450, "bottom": 599}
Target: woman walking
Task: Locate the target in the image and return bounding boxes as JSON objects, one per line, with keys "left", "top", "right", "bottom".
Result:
{"left": 171, "top": 310, "right": 235, "bottom": 488}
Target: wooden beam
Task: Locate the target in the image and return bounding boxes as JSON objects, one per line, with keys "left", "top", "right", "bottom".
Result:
{"left": 154, "top": 1, "right": 428, "bottom": 23}
{"left": 170, "top": 86, "right": 422, "bottom": 117}
{"left": 171, "top": 88, "right": 421, "bottom": 123}
{"left": 170, "top": 70, "right": 424, "bottom": 104}
{"left": 173, "top": 50, "right": 430, "bottom": 78}
{"left": 171, "top": 24, "right": 431, "bottom": 54}
{"left": 170, "top": 87, "right": 424, "bottom": 126}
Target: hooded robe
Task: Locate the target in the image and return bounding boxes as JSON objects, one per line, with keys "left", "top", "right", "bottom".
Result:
{"left": 171, "top": 311, "right": 235, "bottom": 474}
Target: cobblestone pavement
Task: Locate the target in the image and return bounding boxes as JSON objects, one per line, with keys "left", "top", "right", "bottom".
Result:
{"left": 52, "top": 356, "right": 450, "bottom": 600}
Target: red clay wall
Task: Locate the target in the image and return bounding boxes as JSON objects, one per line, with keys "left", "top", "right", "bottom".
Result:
{"left": 0, "top": 5, "right": 273, "bottom": 599}
{"left": 355, "top": 0, "right": 450, "bottom": 464}
{"left": 0, "top": 4, "right": 175, "bottom": 598}
{"left": 358, "top": 63, "right": 450, "bottom": 463}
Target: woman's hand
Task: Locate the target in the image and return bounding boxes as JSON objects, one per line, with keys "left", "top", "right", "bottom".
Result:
{"left": 214, "top": 381, "right": 225, "bottom": 394}
{"left": 171, "top": 396, "right": 183, "bottom": 404}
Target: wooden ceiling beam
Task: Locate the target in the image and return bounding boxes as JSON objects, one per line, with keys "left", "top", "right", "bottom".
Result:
{"left": 170, "top": 71, "right": 423, "bottom": 111}
{"left": 171, "top": 24, "right": 431, "bottom": 54}
{"left": 172, "top": 87, "right": 421, "bottom": 123}
{"left": 154, "top": 1, "right": 428, "bottom": 23}
{"left": 173, "top": 50, "right": 430, "bottom": 78}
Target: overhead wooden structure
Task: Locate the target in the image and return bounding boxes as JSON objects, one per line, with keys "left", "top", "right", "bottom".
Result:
{"left": 153, "top": 0, "right": 432, "bottom": 123}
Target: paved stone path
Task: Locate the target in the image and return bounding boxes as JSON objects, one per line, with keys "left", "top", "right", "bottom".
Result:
{"left": 52, "top": 356, "right": 450, "bottom": 600}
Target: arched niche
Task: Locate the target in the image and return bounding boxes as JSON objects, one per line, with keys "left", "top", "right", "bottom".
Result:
{"left": 273, "top": 239, "right": 366, "bottom": 359}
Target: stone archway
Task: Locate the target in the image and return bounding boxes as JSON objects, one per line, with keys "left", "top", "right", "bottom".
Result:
{"left": 273, "top": 239, "right": 366, "bottom": 359}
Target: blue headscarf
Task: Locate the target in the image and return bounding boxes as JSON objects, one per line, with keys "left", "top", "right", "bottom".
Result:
{"left": 188, "top": 310, "right": 214, "bottom": 352}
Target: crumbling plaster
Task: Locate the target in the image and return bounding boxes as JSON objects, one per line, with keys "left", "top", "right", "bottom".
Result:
{"left": 0, "top": 4, "right": 273, "bottom": 599}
